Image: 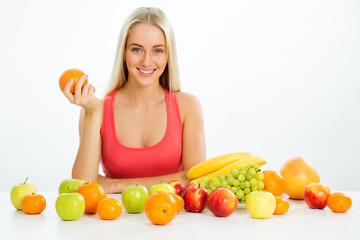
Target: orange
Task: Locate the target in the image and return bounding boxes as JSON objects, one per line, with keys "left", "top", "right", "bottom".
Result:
{"left": 22, "top": 193, "right": 46, "bottom": 214}
{"left": 76, "top": 181, "right": 106, "bottom": 214}
{"left": 273, "top": 196, "right": 289, "bottom": 215}
{"left": 280, "top": 157, "right": 320, "bottom": 199}
{"left": 144, "top": 191, "right": 177, "bottom": 225}
{"left": 327, "top": 192, "right": 352, "bottom": 213}
{"left": 59, "top": 68, "right": 87, "bottom": 94}
{"left": 262, "top": 170, "right": 285, "bottom": 196}
{"left": 169, "top": 192, "right": 184, "bottom": 214}
{"left": 97, "top": 198, "right": 122, "bottom": 220}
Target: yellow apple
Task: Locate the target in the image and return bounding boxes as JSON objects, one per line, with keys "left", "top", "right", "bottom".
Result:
{"left": 246, "top": 191, "right": 276, "bottom": 219}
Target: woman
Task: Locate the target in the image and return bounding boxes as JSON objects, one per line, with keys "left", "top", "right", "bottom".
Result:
{"left": 63, "top": 7, "right": 205, "bottom": 193}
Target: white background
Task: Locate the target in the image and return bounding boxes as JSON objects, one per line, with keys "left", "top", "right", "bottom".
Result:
{"left": 1, "top": 0, "right": 359, "bottom": 192}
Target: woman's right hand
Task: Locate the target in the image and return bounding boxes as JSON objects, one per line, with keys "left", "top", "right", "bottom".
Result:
{"left": 63, "top": 74, "right": 102, "bottom": 113}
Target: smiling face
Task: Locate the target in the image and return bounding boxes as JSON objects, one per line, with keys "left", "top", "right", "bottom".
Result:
{"left": 124, "top": 23, "right": 168, "bottom": 88}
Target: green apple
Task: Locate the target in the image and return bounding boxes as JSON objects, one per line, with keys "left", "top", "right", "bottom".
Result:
{"left": 149, "top": 183, "right": 175, "bottom": 195}
{"left": 58, "top": 178, "right": 86, "bottom": 194}
{"left": 55, "top": 193, "right": 85, "bottom": 221}
{"left": 121, "top": 185, "right": 149, "bottom": 213}
{"left": 10, "top": 177, "right": 38, "bottom": 210}
{"left": 246, "top": 191, "right": 276, "bottom": 219}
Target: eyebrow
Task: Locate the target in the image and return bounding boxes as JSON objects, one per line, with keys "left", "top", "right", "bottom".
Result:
{"left": 129, "top": 43, "right": 165, "bottom": 48}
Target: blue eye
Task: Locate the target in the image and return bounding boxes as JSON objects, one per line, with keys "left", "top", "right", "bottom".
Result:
{"left": 132, "top": 48, "right": 141, "bottom": 53}
{"left": 154, "top": 49, "right": 163, "bottom": 54}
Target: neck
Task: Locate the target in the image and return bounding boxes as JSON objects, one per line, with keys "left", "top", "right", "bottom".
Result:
{"left": 120, "top": 82, "right": 165, "bottom": 108}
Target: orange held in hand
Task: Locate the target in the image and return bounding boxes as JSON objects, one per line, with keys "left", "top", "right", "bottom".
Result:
{"left": 97, "top": 198, "right": 122, "bottom": 220}
{"left": 59, "top": 68, "right": 87, "bottom": 94}
{"left": 76, "top": 181, "right": 106, "bottom": 214}
{"left": 262, "top": 170, "right": 285, "bottom": 196}
{"left": 327, "top": 192, "right": 352, "bottom": 213}
{"left": 145, "top": 191, "right": 177, "bottom": 225}
{"left": 22, "top": 193, "right": 46, "bottom": 214}
{"left": 273, "top": 196, "right": 289, "bottom": 215}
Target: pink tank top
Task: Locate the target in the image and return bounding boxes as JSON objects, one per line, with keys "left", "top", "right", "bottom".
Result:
{"left": 100, "top": 88, "right": 183, "bottom": 179}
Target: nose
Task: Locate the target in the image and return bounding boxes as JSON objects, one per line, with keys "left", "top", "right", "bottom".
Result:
{"left": 140, "top": 51, "right": 152, "bottom": 67}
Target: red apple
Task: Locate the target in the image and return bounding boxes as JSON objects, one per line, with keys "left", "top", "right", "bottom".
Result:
{"left": 168, "top": 180, "right": 185, "bottom": 196}
{"left": 182, "top": 183, "right": 208, "bottom": 213}
{"left": 304, "top": 182, "right": 330, "bottom": 209}
{"left": 207, "top": 188, "right": 238, "bottom": 217}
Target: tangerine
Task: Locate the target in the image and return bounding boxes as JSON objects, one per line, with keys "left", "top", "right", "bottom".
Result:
{"left": 169, "top": 192, "right": 184, "bottom": 214}
{"left": 97, "top": 198, "right": 122, "bottom": 220}
{"left": 59, "top": 68, "right": 87, "bottom": 94}
{"left": 144, "top": 191, "right": 177, "bottom": 225}
{"left": 327, "top": 192, "right": 352, "bottom": 213}
{"left": 262, "top": 170, "right": 286, "bottom": 196}
{"left": 22, "top": 193, "right": 46, "bottom": 214}
{"left": 76, "top": 181, "right": 106, "bottom": 214}
{"left": 273, "top": 196, "right": 289, "bottom": 215}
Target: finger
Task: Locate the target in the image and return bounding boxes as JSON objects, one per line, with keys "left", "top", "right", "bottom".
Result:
{"left": 82, "top": 83, "right": 91, "bottom": 98}
{"left": 74, "top": 74, "right": 88, "bottom": 99}
{"left": 63, "top": 79, "right": 75, "bottom": 102}
{"left": 88, "top": 85, "right": 95, "bottom": 97}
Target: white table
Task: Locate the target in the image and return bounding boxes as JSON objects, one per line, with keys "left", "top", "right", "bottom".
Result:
{"left": 2, "top": 191, "right": 359, "bottom": 240}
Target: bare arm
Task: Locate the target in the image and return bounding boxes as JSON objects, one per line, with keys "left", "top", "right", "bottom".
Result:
{"left": 97, "top": 92, "right": 206, "bottom": 193}
{"left": 62, "top": 74, "right": 103, "bottom": 181}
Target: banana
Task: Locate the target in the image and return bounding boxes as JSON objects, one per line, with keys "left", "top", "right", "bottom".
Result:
{"left": 186, "top": 152, "right": 252, "bottom": 179}
{"left": 193, "top": 155, "right": 267, "bottom": 182}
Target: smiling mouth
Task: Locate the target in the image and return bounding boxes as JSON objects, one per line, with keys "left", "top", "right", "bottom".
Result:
{"left": 137, "top": 68, "right": 156, "bottom": 76}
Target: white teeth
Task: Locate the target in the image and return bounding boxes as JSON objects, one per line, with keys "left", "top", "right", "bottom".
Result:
{"left": 139, "top": 69, "right": 154, "bottom": 74}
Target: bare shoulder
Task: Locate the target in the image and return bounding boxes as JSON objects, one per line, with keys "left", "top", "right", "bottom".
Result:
{"left": 175, "top": 91, "right": 203, "bottom": 122}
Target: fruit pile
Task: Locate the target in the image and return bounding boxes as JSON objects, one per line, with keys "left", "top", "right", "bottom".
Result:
{"left": 9, "top": 153, "right": 353, "bottom": 225}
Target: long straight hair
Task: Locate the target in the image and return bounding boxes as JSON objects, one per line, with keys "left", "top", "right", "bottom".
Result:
{"left": 104, "top": 7, "right": 181, "bottom": 97}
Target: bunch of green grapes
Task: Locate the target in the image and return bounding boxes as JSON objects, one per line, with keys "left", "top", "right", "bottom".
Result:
{"left": 198, "top": 162, "right": 265, "bottom": 204}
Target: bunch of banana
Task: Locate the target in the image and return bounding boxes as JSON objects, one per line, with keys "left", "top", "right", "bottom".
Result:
{"left": 186, "top": 152, "right": 267, "bottom": 182}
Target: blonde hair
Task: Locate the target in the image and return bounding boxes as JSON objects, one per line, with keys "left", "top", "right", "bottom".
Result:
{"left": 104, "top": 7, "right": 181, "bottom": 97}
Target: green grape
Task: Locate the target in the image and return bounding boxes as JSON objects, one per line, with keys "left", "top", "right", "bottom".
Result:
{"left": 236, "top": 189, "right": 244, "bottom": 199}
{"left": 239, "top": 182, "right": 245, "bottom": 189}
{"left": 210, "top": 185, "right": 217, "bottom": 191}
{"left": 202, "top": 177, "right": 209, "bottom": 183}
{"left": 258, "top": 181, "right": 265, "bottom": 190}
{"left": 250, "top": 178, "right": 258, "bottom": 187}
{"left": 219, "top": 175, "right": 226, "bottom": 181}
{"left": 191, "top": 180, "right": 198, "bottom": 184}
{"left": 249, "top": 168, "right": 256, "bottom": 176}
{"left": 232, "top": 169, "right": 240, "bottom": 178}
{"left": 211, "top": 177, "right": 219, "bottom": 183}
{"left": 239, "top": 164, "right": 247, "bottom": 170}
{"left": 231, "top": 187, "right": 238, "bottom": 193}
{"left": 226, "top": 173, "right": 233, "bottom": 179}
{"left": 246, "top": 173, "right": 253, "bottom": 181}
{"left": 256, "top": 171, "right": 264, "bottom": 181}
{"left": 215, "top": 181, "right": 221, "bottom": 188}
{"left": 240, "top": 169, "right": 247, "bottom": 176}
{"left": 225, "top": 185, "right": 232, "bottom": 190}
{"left": 241, "top": 196, "right": 246, "bottom": 202}
{"left": 221, "top": 181, "right": 228, "bottom": 188}
{"left": 238, "top": 174, "right": 246, "bottom": 182}
{"left": 248, "top": 162, "right": 255, "bottom": 168}
{"left": 253, "top": 164, "right": 260, "bottom": 170}
{"left": 244, "top": 181, "right": 251, "bottom": 188}
{"left": 251, "top": 186, "right": 258, "bottom": 191}
{"left": 232, "top": 179, "right": 240, "bottom": 187}
{"left": 244, "top": 188, "right": 251, "bottom": 194}
{"left": 227, "top": 177, "right": 235, "bottom": 185}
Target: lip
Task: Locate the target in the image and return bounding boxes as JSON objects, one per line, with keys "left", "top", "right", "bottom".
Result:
{"left": 137, "top": 68, "right": 156, "bottom": 77}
